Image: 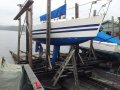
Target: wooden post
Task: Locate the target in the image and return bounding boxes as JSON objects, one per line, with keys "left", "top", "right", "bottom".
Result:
{"left": 26, "top": 11, "right": 29, "bottom": 62}
{"left": 75, "top": 3, "right": 79, "bottom": 19}
{"left": 72, "top": 53, "right": 80, "bottom": 90}
{"left": 75, "top": 3, "right": 79, "bottom": 62}
{"left": 46, "top": 0, "right": 52, "bottom": 69}
{"left": 26, "top": 3, "right": 33, "bottom": 67}
{"left": 89, "top": 10, "right": 97, "bottom": 60}
{"left": 118, "top": 17, "right": 120, "bottom": 39}
{"left": 29, "top": 5, "right": 33, "bottom": 67}
{"left": 17, "top": 4, "right": 22, "bottom": 61}
{"left": 13, "top": 0, "right": 34, "bottom": 66}
{"left": 112, "top": 16, "right": 114, "bottom": 36}
{"left": 74, "top": 3, "right": 80, "bottom": 90}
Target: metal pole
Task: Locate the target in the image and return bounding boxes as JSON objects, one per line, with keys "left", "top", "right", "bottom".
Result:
{"left": 64, "top": 0, "right": 66, "bottom": 19}
{"left": 64, "top": 0, "right": 66, "bottom": 4}
{"left": 89, "top": 1, "right": 97, "bottom": 17}
{"left": 89, "top": 3, "right": 93, "bottom": 17}
{"left": 93, "top": 10, "right": 97, "bottom": 17}
{"left": 112, "top": 16, "right": 114, "bottom": 36}
{"left": 17, "top": 4, "right": 22, "bottom": 61}
{"left": 46, "top": 0, "right": 52, "bottom": 69}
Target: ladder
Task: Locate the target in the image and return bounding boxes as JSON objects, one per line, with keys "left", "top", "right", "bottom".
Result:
{"left": 52, "top": 49, "right": 75, "bottom": 86}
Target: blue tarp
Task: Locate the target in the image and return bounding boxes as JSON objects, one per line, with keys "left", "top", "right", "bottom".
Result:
{"left": 40, "top": 4, "right": 66, "bottom": 21}
{"left": 94, "top": 31, "right": 120, "bottom": 45}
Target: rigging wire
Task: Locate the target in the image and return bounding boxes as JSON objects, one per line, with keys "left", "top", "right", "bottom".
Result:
{"left": 97, "top": 0, "right": 112, "bottom": 15}
{"left": 67, "top": 0, "right": 102, "bottom": 11}
{"left": 102, "top": 0, "right": 112, "bottom": 22}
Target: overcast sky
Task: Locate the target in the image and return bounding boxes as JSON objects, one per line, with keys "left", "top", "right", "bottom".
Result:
{"left": 0, "top": 0, "right": 119, "bottom": 26}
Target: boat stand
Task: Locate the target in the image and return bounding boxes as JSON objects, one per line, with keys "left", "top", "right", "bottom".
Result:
{"left": 51, "top": 46, "right": 80, "bottom": 90}
{"left": 88, "top": 40, "right": 97, "bottom": 60}
{"left": 81, "top": 40, "right": 97, "bottom": 61}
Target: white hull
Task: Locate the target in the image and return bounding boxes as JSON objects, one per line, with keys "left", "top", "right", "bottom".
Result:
{"left": 32, "top": 15, "right": 104, "bottom": 45}
{"left": 80, "top": 41, "right": 120, "bottom": 53}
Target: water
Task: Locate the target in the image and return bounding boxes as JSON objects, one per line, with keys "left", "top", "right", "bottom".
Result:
{"left": 0, "top": 30, "right": 70, "bottom": 64}
{"left": 0, "top": 30, "right": 26, "bottom": 63}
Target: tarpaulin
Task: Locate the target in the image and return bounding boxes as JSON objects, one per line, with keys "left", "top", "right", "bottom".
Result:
{"left": 94, "top": 31, "right": 120, "bottom": 45}
{"left": 40, "top": 4, "right": 66, "bottom": 21}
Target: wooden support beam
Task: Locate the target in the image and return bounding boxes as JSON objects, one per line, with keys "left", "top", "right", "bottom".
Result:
{"left": 29, "top": 6, "right": 33, "bottom": 67}
{"left": 112, "top": 16, "right": 114, "bottom": 36}
{"left": 27, "top": 5, "right": 33, "bottom": 67}
{"left": 89, "top": 10, "right": 97, "bottom": 60}
{"left": 14, "top": 0, "right": 34, "bottom": 20}
{"left": 23, "top": 64, "right": 45, "bottom": 90}
{"left": 46, "top": 0, "right": 52, "bottom": 69}
{"left": 72, "top": 54, "right": 80, "bottom": 90}
{"left": 25, "top": 1, "right": 33, "bottom": 67}
{"left": 118, "top": 17, "right": 120, "bottom": 39}
{"left": 26, "top": 11, "right": 29, "bottom": 62}
{"left": 75, "top": 3, "right": 79, "bottom": 18}
{"left": 75, "top": 3, "right": 79, "bottom": 63}
{"left": 17, "top": 4, "right": 22, "bottom": 61}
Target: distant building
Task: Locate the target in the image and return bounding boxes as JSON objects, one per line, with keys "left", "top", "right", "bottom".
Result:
{"left": 102, "top": 20, "right": 119, "bottom": 37}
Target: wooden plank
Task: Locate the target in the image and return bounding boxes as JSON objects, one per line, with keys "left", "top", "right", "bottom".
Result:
{"left": 17, "top": 4, "right": 22, "bottom": 61}
{"left": 14, "top": 0, "right": 34, "bottom": 20}
{"left": 23, "top": 64, "right": 45, "bottom": 90}
{"left": 93, "top": 68, "right": 120, "bottom": 84}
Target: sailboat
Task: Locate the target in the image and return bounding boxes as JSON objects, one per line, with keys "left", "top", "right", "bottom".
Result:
{"left": 32, "top": 3, "right": 104, "bottom": 63}
{"left": 32, "top": 4, "right": 104, "bottom": 45}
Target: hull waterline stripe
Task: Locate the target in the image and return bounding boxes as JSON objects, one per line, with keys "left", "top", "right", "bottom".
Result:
{"left": 32, "top": 24, "right": 99, "bottom": 32}
{"left": 32, "top": 28, "right": 98, "bottom": 35}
